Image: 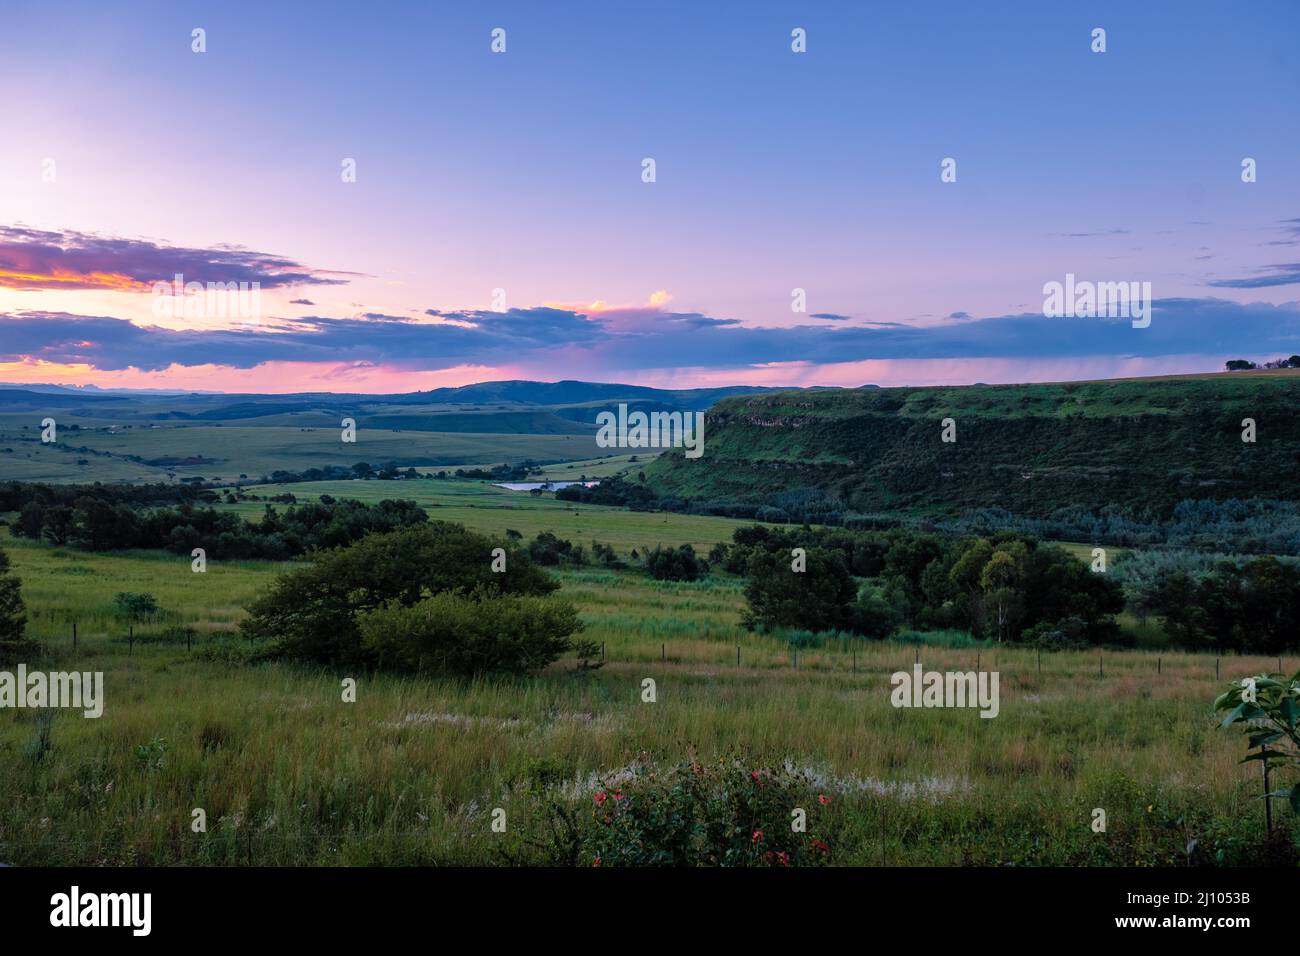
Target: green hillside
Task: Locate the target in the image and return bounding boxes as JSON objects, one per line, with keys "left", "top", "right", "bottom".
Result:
{"left": 643, "top": 371, "right": 1300, "bottom": 518}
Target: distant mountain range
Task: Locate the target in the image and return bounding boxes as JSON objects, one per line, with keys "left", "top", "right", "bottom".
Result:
{"left": 0, "top": 379, "right": 796, "bottom": 409}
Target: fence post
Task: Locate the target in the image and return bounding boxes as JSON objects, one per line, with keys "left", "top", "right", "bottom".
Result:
{"left": 736, "top": 644, "right": 740, "bottom": 667}
{"left": 1263, "top": 746, "right": 1273, "bottom": 836}
{"left": 1098, "top": 652, "right": 1103, "bottom": 679}
{"left": 72, "top": 620, "right": 77, "bottom": 651}
{"left": 793, "top": 648, "right": 798, "bottom": 670}
{"left": 1037, "top": 648, "right": 1040, "bottom": 674}
{"left": 1216, "top": 657, "right": 1220, "bottom": 680}
{"left": 661, "top": 643, "right": 665, "bottom": 662}
{"left": 600, "top": 641, "right": 605, "bottom": 663}
{"left": 1157, "top": 656, "right": 1161, "bottom": 675}
{"left": 852, "top": 645, "right": 856, "bottom": 673}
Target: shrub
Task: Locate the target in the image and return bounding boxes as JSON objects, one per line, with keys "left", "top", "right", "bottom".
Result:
{"left": 113, "top": 592, "right": 159, "bottom": 621}
{"left": 240, "top": 521, "right": 559, "bottom": 667}
{"left": 1214, "top": 671, "right": 1300, "bottom": 818}
{"left": 581, "top": 759, "right": 836, "bottom": 867}
{"left": 358, "top": 587, "right": 583, "bottom": 676}
{"left": 645, "top": 544, "right": 702, "bottom": 582}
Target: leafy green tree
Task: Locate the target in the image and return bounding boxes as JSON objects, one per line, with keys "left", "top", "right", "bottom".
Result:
{"left": 41, "top": 505, "right": 74, "bottom": 545}
{"left": 645, "top": 544, "right": 702, "bottom": 581}
{"left": 241, "top": 522, "right": 558, "bottom": 667}
{"left": 741, "top": 548, "right": 856, "bottom": 633}
{"left": 114, "top": 592, "right": 159, "bottom": 621}
{"left": 14, "top": 501, "right": 44, "bottom": 540}
{"left": 0, "top": 544, "right": 27, "bottom": 647}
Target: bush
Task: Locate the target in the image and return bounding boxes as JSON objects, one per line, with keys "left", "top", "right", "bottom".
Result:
{"left": 240, "top": 521, "right": 560, "bottom": 667}
{"left": 580, "top": 759, "right": 836, "bottom": 867}
{"left": 645, "top": 544, "right": 703, "bottom": 582}
{"left": 1021, "top": 616, "right": 1092, "bottom": 650}
{"left": 113, "top": 592, "right": 159, "bottom": 621}
{"left": 358, "top": 587, "right": 583, "bottom": 676}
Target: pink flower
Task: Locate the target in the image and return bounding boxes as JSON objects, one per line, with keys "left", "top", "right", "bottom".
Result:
{"left": 612, "top": 792, "right": 625, "bottom": 802}
{"left": 818, "top": 794, "right": 831, "bottom": 806}
{"left": 752, "top": 829, "right": 764, "bottom": 842}
{"left": 594, "top": 791, "right": 607, "bottom": 806}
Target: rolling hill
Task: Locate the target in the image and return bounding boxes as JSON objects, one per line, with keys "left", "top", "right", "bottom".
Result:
{"left": 642, "top": 371, "right": 1300, "bottom": 519}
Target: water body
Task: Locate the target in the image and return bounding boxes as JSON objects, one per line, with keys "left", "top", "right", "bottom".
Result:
{"left": 494, "top": 480, "right": 600, "bottom": 491}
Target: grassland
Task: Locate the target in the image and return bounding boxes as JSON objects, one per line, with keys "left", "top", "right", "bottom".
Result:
{"left": 0, "top": 417, "right": 603, "bottom": 484}
{"left": 232, "top": 478, "right": 751, "bottom": 552}
{"left": 0, "top": 516, "right": 1291, "bottom": 866}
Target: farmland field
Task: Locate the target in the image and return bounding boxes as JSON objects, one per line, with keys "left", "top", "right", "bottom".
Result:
{"left": 0, "top": 503, "right": 1290, "bottom": 866}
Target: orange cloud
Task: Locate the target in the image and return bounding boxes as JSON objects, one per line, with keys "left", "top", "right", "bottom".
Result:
{"left": 0, "top": 268, "right": 150, "bottom": 292}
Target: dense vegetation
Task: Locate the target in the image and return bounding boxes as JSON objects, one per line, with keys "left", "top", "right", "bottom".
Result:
{"left": 5, "top": 481, "right": 428, "bottom": 559}
{"left": 728, "top": 525, "right": 1124, "bottom": 645}
{"left": 642, "top": 374, "right": 1300, "bottom": 543}
{"left": 239, "top": 522, "right": 580, "bottom": 673}
{"left": 0, "top": 542, "right": 29, "bottom": 658}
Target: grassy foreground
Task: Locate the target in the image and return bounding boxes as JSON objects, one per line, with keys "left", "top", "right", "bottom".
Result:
{"left": 0, "top": 524, "right": 1291, "bottom": 866}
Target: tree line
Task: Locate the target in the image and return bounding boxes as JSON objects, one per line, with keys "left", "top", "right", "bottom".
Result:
{"left": 725, "top": 524, "right": 1124, "bottom": 646}
{"left": 5, "top": 482, "right": 427, "bottom": 560}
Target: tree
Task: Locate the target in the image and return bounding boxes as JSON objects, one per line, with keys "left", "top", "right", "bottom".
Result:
{"left": 240, "top": 522, "right": 560, "bottom": 667}
{"left": 980, "top": 549, "right": 1023, "bottom": 642}
{"left": 742, "top": 548, "right": 857, "bottom": 633}
{"left": 645, "top": 544, "right": 703, "bottom": 581}
{"left": 14, "top": 501, "right": 44, "bottom": 540}
{"left": 1225, "top": 359, "right": 1257, "bottom": 371}
{"left": 114, "top": 592, "right": 159, "bottom": 621}
{"left": 42, "top": 505, "right": 74, "bottom": 545}
{"left": 0, "top": 544, "right": 27, "bottom": 646}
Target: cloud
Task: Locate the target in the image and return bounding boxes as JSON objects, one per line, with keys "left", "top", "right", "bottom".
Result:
{"left": 4, "top": 297, "right": 1298, "bottom": 376}
{"left": 290, "top": 298, "right": 315, "bottom": 305}
{"left": 1047, "top": 229, "right": 1130, "bottom": 238}
{"left": 1207, "top": 264, "right": 1300, "bottom": 288}
{"left": 0, "top": 226, "right": 357, "bottom": 292}
{"left": 810, "top": 313, "right": 851, "bottom": 321}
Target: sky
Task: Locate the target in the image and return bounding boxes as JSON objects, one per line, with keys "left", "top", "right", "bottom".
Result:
{"left": 2, "top": 0, "right": 1299, "bottom": 394}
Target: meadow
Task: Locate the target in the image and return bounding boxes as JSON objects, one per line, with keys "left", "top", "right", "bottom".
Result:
{"left": 0, "top": 416, "right": 603, "bottom": 484}
{"left": 0, "top": 484, "right": 1291, "bottom": 866}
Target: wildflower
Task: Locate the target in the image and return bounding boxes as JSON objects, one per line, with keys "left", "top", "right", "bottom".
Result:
{"left": 818, "top": 794, "right": 831, "bottom": 806}
{"left": 594, "top": 791, "right": 607, "bottom": 806}
{"left": 593, "top": 856, "right": 602, "bottom": 867}
{"left": 612, "top": 792, "right": 625, "bottom": 802}
{"left": 776, "top": 851, "right": 790, "bottom": 866}
{"left": 752, "top": 829, "right": 763, "bottom": 842}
